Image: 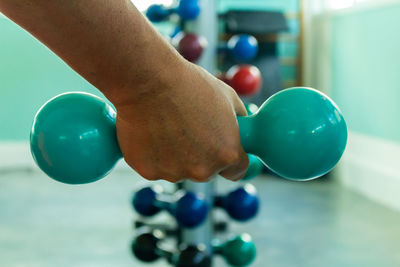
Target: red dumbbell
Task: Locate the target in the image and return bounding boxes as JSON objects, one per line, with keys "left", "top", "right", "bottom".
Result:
{"left": 218, "top": 65, "right": 262, "bottom": 96}
{"left": 172, "top": 32, "right": 207, "bottom": 63}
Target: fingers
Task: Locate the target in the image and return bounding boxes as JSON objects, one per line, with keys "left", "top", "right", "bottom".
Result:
{"left": 219, "top": 147, "right": 249, "bottom": 181}
{"left": 218, "top": 84, "right": 248, "bottom": 180}
{"left": 233, "top": 95, "right": 248, "bottom": 117}
{"left": 223, "top": 82, "right": 247, "bottom": 117}
{"left": 215, "top": 74, "right": 248, "bottom": 117}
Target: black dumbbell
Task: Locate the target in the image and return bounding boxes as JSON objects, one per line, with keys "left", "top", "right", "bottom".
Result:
{"left": 131, "top": 228, "right": 212, "bottom": 267}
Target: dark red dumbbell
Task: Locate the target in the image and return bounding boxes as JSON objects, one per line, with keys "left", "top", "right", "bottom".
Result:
{"left": 172, "top": 32, "right": 207, "bottom": 63}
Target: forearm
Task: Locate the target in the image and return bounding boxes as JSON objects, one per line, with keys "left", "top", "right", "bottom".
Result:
{"left": 0, "top": 0, "right": 183, "bottom": 103}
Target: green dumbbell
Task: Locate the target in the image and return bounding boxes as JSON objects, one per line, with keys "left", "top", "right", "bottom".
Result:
{"left": 244, "top": 102, "right": 259, "bottom": 116}
{"left": 242, "top": 154, "right": 263, "bottom": 181}
{"left": 213, "top": 233, "right": 256, "bottom": 266}
{"left": 31, "top": 93, "right": 121, "bottom": 184}
{"left": 30, "top": 87, "right": 347, "bottom": 184}
{"left": 242, "top": 103, "right": 263, "bottom": 181}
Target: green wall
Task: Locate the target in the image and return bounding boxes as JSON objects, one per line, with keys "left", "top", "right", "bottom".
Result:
{"left": 330, "top": 3, "right": 400, "bottom": 142}
{"left": 0, "top": 18, "right": 102, "bottom": 141}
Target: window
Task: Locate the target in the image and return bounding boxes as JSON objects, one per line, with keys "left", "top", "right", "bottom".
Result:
{"left": 329, "top": 0, "right": 355, "bottom": 9}
{"left": 328, "top": 0, "right": 368, "bottom": 10}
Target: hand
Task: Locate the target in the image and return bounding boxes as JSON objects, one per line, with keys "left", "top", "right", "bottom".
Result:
{"left": 113, "top": 60, "right": 249, "bottom": 183}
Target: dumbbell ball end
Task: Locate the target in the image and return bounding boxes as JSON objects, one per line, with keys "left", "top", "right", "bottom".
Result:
{"left": 214, "top": 234, "right": 256, "bottom": 267}
{"left": 238, "top": 87, "right": 347, "bottom": 181}
{"left": 30, "top": 92, "right": 122, "bottom": 184}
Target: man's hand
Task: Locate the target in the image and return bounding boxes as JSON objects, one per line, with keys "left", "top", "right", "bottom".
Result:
{"left": 115, "top": 61, "right": 249, "bottom": 182}
{"left": 0, "top": 0, "right": 249, "bottom": 182}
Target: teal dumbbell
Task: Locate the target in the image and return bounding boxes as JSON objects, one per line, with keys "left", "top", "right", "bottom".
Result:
{"left": 242, "top": 104, "right": 263, "bottom": 181}
{"left": 30, "top": 87, "right": 347, "bottom": 184}
{"left": 244, "top": 103, "right": 258, "bottom": 116}
{"left": 213, "top": 233, "right": 256, "bottom": 267}
{"left": 243, "top": 154, "right": 263, "bottom": 181}
{"left": 31, "top": 93, "right": 121, "bottom": 184}
{"left": 238, "top": 88, "right": 347, "bottom": 180}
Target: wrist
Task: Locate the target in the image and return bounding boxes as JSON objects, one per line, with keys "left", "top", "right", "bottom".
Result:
{"left": 103, "top": 44, "right": 187, "bottom": 108}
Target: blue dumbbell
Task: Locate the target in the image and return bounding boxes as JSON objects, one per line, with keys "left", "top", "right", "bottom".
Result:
{"left": 132, "top": 186, "right": 208, "bottom": 228}
{"left": 219, "top": 34, "right": 258, "bottom": 61}
{"left": 215, "top": 184, "right": 259, "bottom": 222}
{"left": 146, "top": 0, "right": 200, "bottom": 22}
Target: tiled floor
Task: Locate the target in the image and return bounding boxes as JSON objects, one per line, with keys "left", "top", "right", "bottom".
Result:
{"left": 0, "top": 170, "right": 399, "bottom": 267}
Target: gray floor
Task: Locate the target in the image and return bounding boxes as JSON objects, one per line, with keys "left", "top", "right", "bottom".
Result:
{"left": 0, "top": 170, "right": 399, "bottom": 267}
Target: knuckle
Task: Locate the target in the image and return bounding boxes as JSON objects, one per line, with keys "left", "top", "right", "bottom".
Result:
{"left": 135, "top": 165, "right": 160, "bottom": 181}
{"left": 218, "top": 147, "right": 241, "bottom": 166}
{"left": 186, "top": 165, "right": 214, "bottom": 182}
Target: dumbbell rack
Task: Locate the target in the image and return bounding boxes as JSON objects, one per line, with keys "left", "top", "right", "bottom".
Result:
{"left": 180, "top": 0, "right": 217, "bottom": 257}
{"left": 133, "top": 0, "right": 260, "bottom": 266}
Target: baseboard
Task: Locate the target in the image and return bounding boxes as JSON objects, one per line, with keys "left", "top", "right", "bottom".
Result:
{"left": 0, "top": 141, "right": 132, "bottom": 173}
{"left": 335, "top": 132, "right": 400, "bottom": 211}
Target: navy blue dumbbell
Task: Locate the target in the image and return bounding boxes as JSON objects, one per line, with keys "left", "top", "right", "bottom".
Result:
{"left": 132, "top": 186, "right": 208, "bottom": 228}
{"left": 146, "top": 0, "right": 200, "bottom": 22}
{"left": 215, "top": 184, "right": 259, "bottom": 222}
{"left": 219, "top": 34, "right": 259, "bottom": 61}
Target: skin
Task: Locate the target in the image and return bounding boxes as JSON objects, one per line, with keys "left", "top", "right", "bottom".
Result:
{"left": 0, "top": 0, "right": 249, "bottom": 182}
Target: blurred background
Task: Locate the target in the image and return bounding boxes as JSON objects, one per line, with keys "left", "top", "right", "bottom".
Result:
{"left": 1, "top": 0, "right": 400, "bottom": 266}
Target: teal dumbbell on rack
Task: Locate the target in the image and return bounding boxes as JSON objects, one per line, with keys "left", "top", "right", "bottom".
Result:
{"left": 242, "top": 103, "right": 263, "bottom": 181}
{"left": 242, "top": 154, "right": 263, "bottom": 181}
{"left": 30, "top": 87, "right": 347, "bottom": 184}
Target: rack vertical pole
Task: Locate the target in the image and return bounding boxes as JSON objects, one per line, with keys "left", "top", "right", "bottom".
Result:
{"left": 181, "top": 0, "right": 218, "bottom": 263}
